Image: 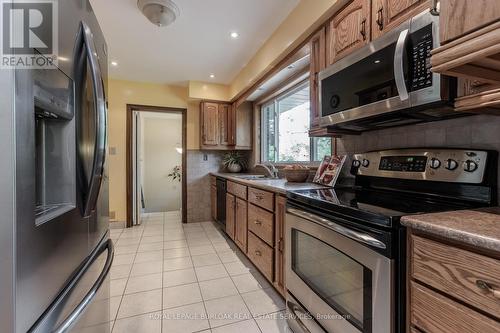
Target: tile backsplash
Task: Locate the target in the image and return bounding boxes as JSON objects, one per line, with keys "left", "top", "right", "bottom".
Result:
{"left": 186, "top": 150, "right": 251, "bottom": 223}
{"left": 336, "top": 114, "right": 500, "bottom": 198}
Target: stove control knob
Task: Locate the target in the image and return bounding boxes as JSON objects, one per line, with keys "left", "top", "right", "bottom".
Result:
{"left": 429, "top": 158, "right": 441, "bottom": 169}
{"left": 464, "top": 160, "right": 478, "bottom": 173}
{"left": 361, "top": 159, "right": 370, "bottom": 168}
{"left": 352, "top": 160, "right": 361, "bottom": 168}
{"left": 445, "top": 159, "right": 458, "bottom": 171}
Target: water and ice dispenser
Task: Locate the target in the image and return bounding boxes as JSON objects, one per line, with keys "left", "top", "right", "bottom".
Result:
{"left": 33, "top": 68, "right": 76, "bottom": 225}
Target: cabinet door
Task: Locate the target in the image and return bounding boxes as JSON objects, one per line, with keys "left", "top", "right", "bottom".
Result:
{"left": 274, "top": 196, "right": 286, "bottom": 296}
{"left": 440, "top": 0, "right": 500, "bottom": 44}
{"left": 218, "top": 104, "right": 232, "bottom": 146}
{"left": 225, "top": 193, "right": 235, "bottom": 240}
{"left": 372, "top": 0, "right": 430, "bottom": 39}
{"left": 201, "top": 102, "right": 219, "bottom": 146}
{"left": 310, "top": 27, "right": 326, "bottom": 129}
{"left": 211, "top": 185, "right": 217, "bottom": 221}
{"left": 328, "top": 0, "right": 370, "bottom": 65}
{"left": 235, "top": 197, "right": 248, "bottom": 253}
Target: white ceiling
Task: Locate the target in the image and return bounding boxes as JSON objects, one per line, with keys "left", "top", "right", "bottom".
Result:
{"left": 90, "top": 0, "right": 300, "bottom": 86}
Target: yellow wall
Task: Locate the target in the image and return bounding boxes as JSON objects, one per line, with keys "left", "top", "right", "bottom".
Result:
{"left": 108, "top": 79, "right": 199, "bottom": 221}
{"left": 229, "top": 0, "right": 343, "bottom": 99}
{"left": 188, "top": 81, "right": 231, "bottom": 101}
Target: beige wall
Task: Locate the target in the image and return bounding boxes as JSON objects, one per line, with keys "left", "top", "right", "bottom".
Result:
{"left": 188, "top": 81, "right": 231, "bottom": 101}
{"left": 229, "top": 0, "right": 344, "bottom": 99}
{"left": 108, "top": 79, "right": 197, "bottom": 221}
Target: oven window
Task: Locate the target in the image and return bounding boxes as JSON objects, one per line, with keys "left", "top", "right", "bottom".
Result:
{"left": 291, "top": 229, "right": 372, "bottom": 331}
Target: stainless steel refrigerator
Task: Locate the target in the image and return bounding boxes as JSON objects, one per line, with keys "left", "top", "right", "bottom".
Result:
{"left": 0, "top": 0, "right": 112, "bottom": 332}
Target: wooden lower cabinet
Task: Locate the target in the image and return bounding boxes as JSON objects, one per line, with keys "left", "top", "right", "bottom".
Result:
{"left": 274, "top": 196, "right": 286, "bottom": 296}
{"left": 247, "top": 232, "right": 274, "bottom": 281}
{"left": 225, "top": 193, "right": 235, "bottom": 240}
{"left": 210, "top": 185, "right": 217, "bottom": 221}
{"left": 218, "top": 180, "right": 286, "bottom": 294}
{"left": 407, "top": 230, "right": 500, "bottom": 332}
{"left": 234, "top": 197, "right": 248, "bottom": 253}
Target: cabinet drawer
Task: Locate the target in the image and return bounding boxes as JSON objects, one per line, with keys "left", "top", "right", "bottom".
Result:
{"left": 247, "top": 232, "right": 274, "bottom": 281}
{"left": 210, "top": 176, "right": 216, "bottom": 186}
{"left": 248, "top": 187, "right": 274, "bottom": 211}
{"left": 227, "top": 181, "right": 247, "bottom": 199}
{"left": 248, "top": 204, "right": 274, "bottom": 246}
{"left": 411, "top": 281, "right": 500, "bottom": 333}
{"left": 411, "top": 235, "right": 500, "bottom": 318}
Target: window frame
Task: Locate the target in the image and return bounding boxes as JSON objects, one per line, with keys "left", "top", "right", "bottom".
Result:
{"left": 260, "top": 80, "right": 331, "bottom": 165}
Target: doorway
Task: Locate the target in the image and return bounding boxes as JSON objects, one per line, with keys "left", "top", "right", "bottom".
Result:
{"left": 126, "top": 104, "right": 187, "bottom": 227}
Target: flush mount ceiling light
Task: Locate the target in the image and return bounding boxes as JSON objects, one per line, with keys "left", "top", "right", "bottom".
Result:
{"left": 111, "top": 61, "right": 118, "bottom": 66}
{"left": 230, "top": 32, "right": 239, "bottom": 39}
{"left": 138, "top": 0, "right": 180, "bottom": 27}
{"left": 209, "top": 74, "right": 215, "bottom": 79}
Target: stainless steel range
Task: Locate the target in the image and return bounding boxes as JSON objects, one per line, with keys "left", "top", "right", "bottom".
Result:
{"left": 285, "top": 148, "right": 498, "bottom": 333}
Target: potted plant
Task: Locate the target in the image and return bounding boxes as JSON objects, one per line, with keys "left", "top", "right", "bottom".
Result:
{"left": 222, "top": 151, "right": 247, "bottom": 173}
{"left": 167, "top": 165, "right": 181, "bottom": 182}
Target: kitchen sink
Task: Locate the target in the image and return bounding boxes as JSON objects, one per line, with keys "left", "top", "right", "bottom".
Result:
{"left": 232, "top": 174, "right": 271, "bottom": 180}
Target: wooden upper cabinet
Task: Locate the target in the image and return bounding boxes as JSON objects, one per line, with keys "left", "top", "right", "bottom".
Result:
{"left": 440, "top": 0, "right": 500, "bottom": 44}
{"left": 327, "top": 0, "right": 371, "bottom": 65}
{"left": 218, "top": 103, "right": 232, "bottom": 146}
{"left": 200, "top": 102, "right": 219, "bottom": 147}
{"left": 310, "top": 27, "right": 326, "bottom": 129}
{"left": 372, "top": 0, "right": 430, "bottom": 39}
{"left": 200, "top": 101, "right": 252, "bottom": 149}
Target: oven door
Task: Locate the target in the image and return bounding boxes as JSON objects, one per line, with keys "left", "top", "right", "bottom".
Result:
{"left": 285, "top": 208, "right": 393, "bottom": 333}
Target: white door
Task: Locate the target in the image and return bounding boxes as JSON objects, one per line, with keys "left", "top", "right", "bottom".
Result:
{"left": 132, "top": 111, "right": 145, "bottom": 225}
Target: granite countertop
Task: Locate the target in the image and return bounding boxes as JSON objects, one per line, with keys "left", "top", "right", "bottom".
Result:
{"left": 211, "top": 172, "right": 330, "bottom": 194}
{"left": 401, "top": 207, "right": 500, "bottom": 253}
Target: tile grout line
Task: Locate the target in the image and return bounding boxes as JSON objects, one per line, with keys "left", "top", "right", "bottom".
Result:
{"left": 111, "top": 215, "right": 144, "bottom": 332}
{"left": 206, "top": 222, "right": 262, "bottom": 333}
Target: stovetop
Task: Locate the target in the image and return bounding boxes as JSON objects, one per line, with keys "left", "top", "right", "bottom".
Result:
{"left": 287, "top": 186, "right": 480, "bottom": 229}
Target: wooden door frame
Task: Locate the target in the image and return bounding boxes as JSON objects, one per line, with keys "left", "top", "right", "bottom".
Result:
{"left": 126, "top": 104, "right": 187, "bottom": 227}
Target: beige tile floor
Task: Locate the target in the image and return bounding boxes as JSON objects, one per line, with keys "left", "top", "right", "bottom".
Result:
{"left": 109, "top": 212, "right": 291, "bottom": 333}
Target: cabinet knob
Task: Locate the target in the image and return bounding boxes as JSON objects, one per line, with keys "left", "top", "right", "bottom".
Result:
{"left": 254, "top": 220, "right": 262, "bottom": 225}
{"left": 255, "top": 250, "right": 262, "bottom": 257}
{"left": 476, "top": 280, "right": 500, "bottom": 299}
{"left": 360, "top": 19, "right": 367, "bottom": 40}
{"left": 376, "top": 7, "right": 384, "bottom": 30}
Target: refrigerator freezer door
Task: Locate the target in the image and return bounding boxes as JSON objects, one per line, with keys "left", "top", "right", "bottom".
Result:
{"left": 30, "top": 236, "right": 113, "bottom": 333}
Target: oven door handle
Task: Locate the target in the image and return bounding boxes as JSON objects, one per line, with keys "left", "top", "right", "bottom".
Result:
{"left": 394, "top": 28, "right": 409, "bottom": 101}
{"left": 287, "top": 208, "right": 387, "bottom": 250}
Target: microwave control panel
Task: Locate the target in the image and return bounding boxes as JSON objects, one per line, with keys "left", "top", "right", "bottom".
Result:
{"left": 410, "top": 24, "right": 433, "bottom": 91}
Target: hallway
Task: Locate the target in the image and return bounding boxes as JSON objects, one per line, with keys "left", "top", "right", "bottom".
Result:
{"left": 109, "top": 213, "right": 289, "bottom": 332}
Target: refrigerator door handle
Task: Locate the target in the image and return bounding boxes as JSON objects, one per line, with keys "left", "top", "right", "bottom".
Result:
{"left": 54, "top": 239, "right": 114, "bottom": 333}
{"left": 79, "top": 21, "right": 107, "bottom": 218}
{"left": 29, "top": 238, "right": 114, "bottom": 333}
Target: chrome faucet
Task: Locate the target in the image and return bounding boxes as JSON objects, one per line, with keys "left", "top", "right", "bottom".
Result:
{"left": 256, "top": 162, "right": 279, "bottom": 179}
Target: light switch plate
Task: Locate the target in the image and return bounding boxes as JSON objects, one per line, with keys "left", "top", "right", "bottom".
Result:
{"left": 109, "top": 147, "right": 117, "bottom": 155}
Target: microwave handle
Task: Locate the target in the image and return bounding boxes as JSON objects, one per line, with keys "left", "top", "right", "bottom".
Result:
{"left": 394, "top": 28, "right": 409, "bottom": 101}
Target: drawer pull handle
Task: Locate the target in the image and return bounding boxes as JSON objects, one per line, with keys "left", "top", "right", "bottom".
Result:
{"left": 254, "top": 220, "right": 262, "bottom": 225}
{"left": 255, "top": 250, "right": 262, "bottom": 256}
{"left": 255, "top": 194, "right": 264, "bottom": 200}
{"left": 476, "top": 280, "right": 500, "bottom": 298}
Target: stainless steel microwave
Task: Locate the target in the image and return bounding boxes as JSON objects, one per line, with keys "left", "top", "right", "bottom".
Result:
{"left": 319, "top": 10, "right": 459, "bottom": 132}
